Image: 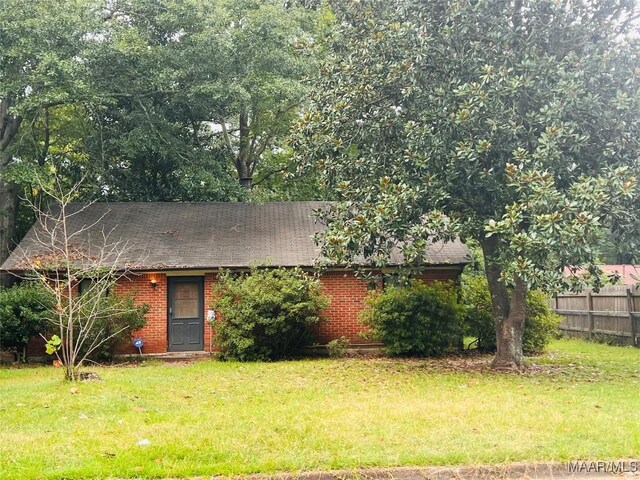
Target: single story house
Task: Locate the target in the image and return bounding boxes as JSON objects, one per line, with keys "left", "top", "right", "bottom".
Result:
{"left": 1, "top": 202, "right": 470, "bottom": 355}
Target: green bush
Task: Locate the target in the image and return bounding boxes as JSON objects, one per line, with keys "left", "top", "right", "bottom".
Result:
{"left": 211, "top": 268, "right": 329, "bottom": 361}
{"left": 523, "top": 290, "right": 563, "bottom": 354}
{"left": 0, "top": 283, "right": 54, "bottom": 361}
{"left": 327, "top": 336, "right": 350, "bottom": 358}
{"left": 461, "top": 275, "right": 498, "bottom": 351}
{"left": 461, "top": 275, "right": 561, "bottom": 355}
{"left": 78, "top": 294, "right": 149, "bottom": 361}
{"left": 361, "top": 280, "right": 465, "bottom": 357}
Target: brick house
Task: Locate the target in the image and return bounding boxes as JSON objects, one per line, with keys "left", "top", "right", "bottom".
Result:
{"left": 1, "top": 202, "right": 469, "bottom": 355}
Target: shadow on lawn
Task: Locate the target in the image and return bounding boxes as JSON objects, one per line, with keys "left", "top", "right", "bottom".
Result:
{"left": 348, "top": 349, "right": 636, "bottom": 383}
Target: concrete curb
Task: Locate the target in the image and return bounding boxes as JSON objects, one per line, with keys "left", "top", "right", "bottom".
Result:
{"left": 206, "top": 461, "right": 640, "bottom": 480}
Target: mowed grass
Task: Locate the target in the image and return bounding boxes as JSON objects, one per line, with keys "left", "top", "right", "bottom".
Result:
{"left": 1, "top": 339, "right": 639, "bottom": 480}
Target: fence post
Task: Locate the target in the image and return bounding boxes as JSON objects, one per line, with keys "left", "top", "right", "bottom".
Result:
{"left": 626, "top": 288, "right": 637, "bottom": 347}
{"left": 587, "top": 290, "right": 594, "bottom": 340}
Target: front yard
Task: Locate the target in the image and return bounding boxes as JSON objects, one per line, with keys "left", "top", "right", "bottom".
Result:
{"left": 1, "top": 339, "right": 639, "bottom": 480}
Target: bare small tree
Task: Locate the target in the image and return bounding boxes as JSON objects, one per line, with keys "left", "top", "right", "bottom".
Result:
{"left": 16, "top": 177, "right": 146, "bottom": 381}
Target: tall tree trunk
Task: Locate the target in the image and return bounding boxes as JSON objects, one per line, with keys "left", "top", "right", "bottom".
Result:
{"left": 237, "top": 162, "right": 253, "bottom": 189}
{"left": 481, "top": 235, "right": 527, "bottom": 370}
{"left": 0, "top": 177, "right": 18, "bottom": 287}
{"left": 236, "top": 108, "right": 253, "bottom": 189}
{"left": 482, "top": 236, "right": 510, "bottom": 322}
{"left": 0, "top": 97, "right": 22, "bottom": 287}
{"left": 492, "top": 276, "right": 526, "bottom": 370}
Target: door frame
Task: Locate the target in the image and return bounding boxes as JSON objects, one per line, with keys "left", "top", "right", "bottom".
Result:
{"left": 167, "top": 276, "right": 205, "bottom": 352}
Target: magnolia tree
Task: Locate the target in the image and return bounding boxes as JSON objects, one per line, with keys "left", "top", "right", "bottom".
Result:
{"left": 294, "top": 0, "right": 640, "bottom": 369}
{"left": 16, "top": 179, "right": 147, "bottom": 380}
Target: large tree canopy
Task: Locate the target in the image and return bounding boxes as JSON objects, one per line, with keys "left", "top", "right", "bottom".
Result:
{"left": 0, "top": 0, "right": 101, "bottom": 284}
{"left": 0, "top": 0, "right": 327, "bottom": 286}
{"left": 55, "top": 0, "right": 324, "bottom": 198}
{"left": 294, "top": 0, "right": 640, "bottom": 368}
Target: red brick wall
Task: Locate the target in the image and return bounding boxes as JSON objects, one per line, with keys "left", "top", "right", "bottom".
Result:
{"left": 27, "top": 274, "right": 169, "bottom": 358}
{"left": 28, "top": 266, "right": 463, "bottom": 358}
{"left": 115, "top": 273, "right": 168, "bottom": 354}
{"left": 26, "top": 334, "right": 47, "bottom": 358}
{"left": 116, "top": 272, "right": 217, "bottom": 354}
{"left": 203, "top": 273, "right": 217, "bottom": 351}
{"left": 313, "top": 267, "right": 462, "bottom": 344}
{"left": 313, "top": 271, "right": 378, "bottom": 344}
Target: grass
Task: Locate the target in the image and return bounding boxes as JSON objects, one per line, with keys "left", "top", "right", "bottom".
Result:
{"left": 1, "top": 339, "right": 639, "bottom": 479}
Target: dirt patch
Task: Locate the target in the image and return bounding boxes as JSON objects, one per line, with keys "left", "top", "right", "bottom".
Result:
{"left": 346, "top": 351, "right": 614, "bottom": 383}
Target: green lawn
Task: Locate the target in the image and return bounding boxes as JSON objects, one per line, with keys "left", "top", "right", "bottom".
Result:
{"left": 1, "top": 339, "right": 639, "bottom": 480}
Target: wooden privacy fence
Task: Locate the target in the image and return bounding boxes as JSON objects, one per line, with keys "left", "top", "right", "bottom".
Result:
{"left": 551, "top": 285, "right": 640, "bottom": 346}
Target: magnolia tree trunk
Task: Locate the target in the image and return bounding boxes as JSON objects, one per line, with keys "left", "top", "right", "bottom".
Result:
{"left": 482, "top": 236, "right": 527, "bottom": 370}
{"left": 492, "top": 277, "right": 527, "bottom": 369}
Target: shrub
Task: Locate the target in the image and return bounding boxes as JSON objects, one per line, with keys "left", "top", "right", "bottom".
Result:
{"left": 523, "top": 290, "right": 563, "bottom": 354}
{"left": 327, "top": 336, "right": 350, "bottom": 357}
{"left": 461, "top": 275, "right": 498, "bottom": 351}
{"left": 461, "top": 275, "right": 561, "bottom": 355}
{"left": 78, "top": 294, "right": 149, "bottom": 361}
{"left": 211, "top": 268, "right": 329, "bottom": 361}
{"left": 0, "top": 283, "right": 54, "bottom": 361}
{"left": 361, "top": 280, "right": 465, "bottom": 357}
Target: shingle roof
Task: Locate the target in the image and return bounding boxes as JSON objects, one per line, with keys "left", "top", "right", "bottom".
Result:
{"left": 1, "top": 202, "right": 470, "bottom": 271}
